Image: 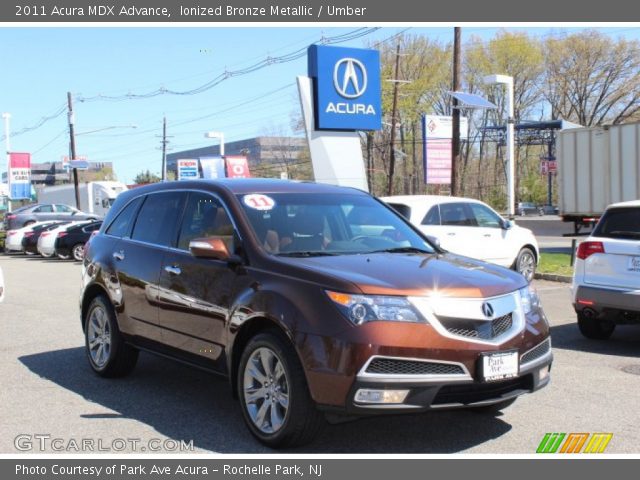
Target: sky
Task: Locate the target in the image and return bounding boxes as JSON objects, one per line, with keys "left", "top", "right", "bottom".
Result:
{"left": 1, "top": 26, "right": 639, "bottom": 183}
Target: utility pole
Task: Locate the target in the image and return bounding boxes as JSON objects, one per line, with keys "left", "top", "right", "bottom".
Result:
{"left": 387, "top": 44, "right": 401, "bottom": 196}
{"left": 67, "top": 92, "right": 81, "bottom": 210}
{"left": 161, "top": 116, "right": 168, "bottom": 181}
{"left": 2, "top": 113, "right": 11, "bottom": 213}
{"left": 451, "top": 27, "right": 461, "bottom": 197}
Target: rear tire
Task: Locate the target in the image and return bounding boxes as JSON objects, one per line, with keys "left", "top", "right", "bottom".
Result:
{"left": 471, "top": 397, "right": 517, "bottom": 414}
{"left": 84, "top": 294, "right": 138, "bottom": 377}
{"left": 515, "top": 247, "right": 536, "bottom": 282}
{"left": 72, "top": 243, "right": 85, "bottom": 261}
{"left": 23, "top": 220, "right": 35, "bottom": 227}
{"left": 577, "top": 312, "right": 615, "bottom": 340}
{"left": 237, "top": 332, "right": 324, "bottom": 448}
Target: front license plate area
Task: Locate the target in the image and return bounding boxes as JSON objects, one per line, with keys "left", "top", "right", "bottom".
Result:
{"left": 481, "top": 350, "right": 519, "bottom": 382}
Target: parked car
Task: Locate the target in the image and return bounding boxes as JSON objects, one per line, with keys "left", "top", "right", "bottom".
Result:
{"left": 4, "top": 221, "right": 59, "bottom": 253}
{"left": 3, "top": 203, "right": 98, "bottom": 230}
{"left": 538, "top": 205, "right": 560, "bottom": 216}
{"left": 381, "top": 195, "right": 540, "bottom": 282}
{"left": 572, "top": 200, "right": 640, "bottom": 339}
{"left": 81, "top": 179, "right": 552, "bottom": 448}
{"left": 0, "top": 266, "right": 4, "bottom": 302}
{"left": 38, "top": 221, "right": 91, "bottom": 258}
{"left": 21, "top": 222, "right": 68, "bottom": 255}
{"left": 55, "top": 221, "right": 102, "bottom": 261}
{"left": 517, "top": 202, "right": 539, "bottom": 216}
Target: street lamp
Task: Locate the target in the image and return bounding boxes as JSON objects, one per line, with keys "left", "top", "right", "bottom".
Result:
{"left": 205, "top": 131, "right": 225, "bottom": 156}
{"left": 1, "top": 113, "right": 10, "bottom": 213}
{"left": 484, "top": 74, "right": 515, "bottom": 218}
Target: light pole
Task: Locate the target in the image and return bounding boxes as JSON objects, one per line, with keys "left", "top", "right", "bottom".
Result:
{"left": 2, "top": 113, "right": 11, "bottom": 213}
{"left": 484, "top": 74, "right": 515, "bottom": 218}
{"left": 205, "top": 131, "right": 225, "bottom": 156}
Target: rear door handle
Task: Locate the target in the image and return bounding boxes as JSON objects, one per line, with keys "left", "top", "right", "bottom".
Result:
{"left": 113, "top": 251, "right": 125, "bottom": 261}
{"left": 483, "top": 234, "right": 492, "bottom": 237}
{"left": 164, "top": 265, "right": 182, "bottom": 276}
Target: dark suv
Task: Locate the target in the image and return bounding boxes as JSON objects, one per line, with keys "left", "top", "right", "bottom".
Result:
{"left": 81, "top": 179, "right": 552, "bottom": 448}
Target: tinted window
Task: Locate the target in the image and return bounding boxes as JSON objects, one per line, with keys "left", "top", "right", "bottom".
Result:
{"left": 387, "top": 203, "right": 412, "bottom": 220}
{"left": 33, "top": 205, "right": 53, "bottom": 213}
{"left": 422, "top": 206, "right": 441, "bottom": 225}
{"left": 469, "top": 203, "right": 502, "bottom": 228}
{"left": 82, "top": 223, "right": 102, "bottom": 233}
{"left": 593, "top": 208, "right": 640, "bottom": 239}
{"left": 55, "top": 204, "right": 73, "bottom": 213}
{"left": 132, "top": 192, "right": 185, "bottom": 247}
{"left": 177, "top": 193, "right": 235, "bottom": 251}
{"left": 105, "top": 197, "right": 143, "bottom": 238}
{"left": 439, "top": 203, "right": 476, "bottom": 226}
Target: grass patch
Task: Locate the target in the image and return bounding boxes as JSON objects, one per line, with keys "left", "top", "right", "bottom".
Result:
{"left": 538, "top": 252, "right": 574, "bottom": 277}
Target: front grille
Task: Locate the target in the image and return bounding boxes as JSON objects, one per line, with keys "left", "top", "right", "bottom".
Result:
{"left": 521, "top": 338, "right": 551, "bottom": 365}
{"left": 365, "top": 358, "right": 465, "bottom": 376}
{"left": 433, "top": 375, "right": 533, "bottom": 405}
{"left": 439, "top": 313, "right": 513, "bottom": 340}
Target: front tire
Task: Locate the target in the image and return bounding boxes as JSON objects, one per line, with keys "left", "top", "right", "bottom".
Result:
{"left": 577, "top": 312, "right": 615, "bottom": 340}
{"left": 237, "top": 332, "right": 324, "bottom": 448}
{"left": 515, "top": 247, "right": 536, "bottom": 282}
{"left": 84, "top": 294, "right": 138, "bottom": 377}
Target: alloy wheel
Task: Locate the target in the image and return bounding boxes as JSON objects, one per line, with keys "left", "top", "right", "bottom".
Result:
{"left": 87, "top": 305, "right": 112, "bottom": 368}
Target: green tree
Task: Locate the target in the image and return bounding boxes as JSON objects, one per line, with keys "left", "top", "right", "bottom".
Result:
{"left": 133, "top": 169, "right": 160, "bottom": 184}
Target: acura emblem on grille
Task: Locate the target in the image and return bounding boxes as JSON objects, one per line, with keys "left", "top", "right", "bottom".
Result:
{"left": 481, "top": 302, "right": 494, "bottom": 318}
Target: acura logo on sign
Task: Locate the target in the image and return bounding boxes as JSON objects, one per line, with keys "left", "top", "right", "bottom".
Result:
{"left": 333, "top": 58, "right": 368, "bottom": 98}
{"left": 482, "top": 302, "right": 494, "bottom": 318}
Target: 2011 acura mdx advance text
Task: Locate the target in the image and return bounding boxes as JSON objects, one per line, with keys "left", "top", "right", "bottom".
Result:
{"left": 80, "top": 179, "right": 552, "bottom": 448}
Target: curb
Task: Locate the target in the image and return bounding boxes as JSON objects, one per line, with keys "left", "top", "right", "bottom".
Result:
{"left": 534, "top": 272, "right": 572, "bottom": 284}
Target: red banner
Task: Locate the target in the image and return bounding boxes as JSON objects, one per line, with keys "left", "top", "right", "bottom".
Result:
{"left": 225, "top": 156, "right": 251, "bottom": 178}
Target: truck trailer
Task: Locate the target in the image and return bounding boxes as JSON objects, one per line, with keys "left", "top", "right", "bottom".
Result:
{"left": 37, "top": 181, "right": 128, "bottom": 217}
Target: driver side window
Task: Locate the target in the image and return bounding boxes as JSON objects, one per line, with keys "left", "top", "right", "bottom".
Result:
{"left": 177, "top": 193, "right": 235, "bottom": 252}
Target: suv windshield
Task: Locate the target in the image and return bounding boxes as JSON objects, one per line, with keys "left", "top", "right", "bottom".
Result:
{"left": 593, "top": 207, "right": 640, "bottom": 239}
{"left": 237, "top": 193, "right": 435, "bottom": 256}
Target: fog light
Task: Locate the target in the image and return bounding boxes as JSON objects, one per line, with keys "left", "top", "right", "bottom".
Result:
{"left": 354, "top": 389, "right": 409, "bottom": 404}
{"left": 539, "top": 366, "right": 550, "bottom": 381}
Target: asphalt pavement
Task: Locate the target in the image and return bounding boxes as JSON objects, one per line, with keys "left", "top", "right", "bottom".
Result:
{"left": 1, "top": 254, "right": 639, "bottom": 454}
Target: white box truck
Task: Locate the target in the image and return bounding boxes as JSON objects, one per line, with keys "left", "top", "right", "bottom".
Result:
{"left": 558, "top": 122, "right": 640, "bottom": 234}
{"left": 37, "top": 181, "right": 128, "bottom": 217}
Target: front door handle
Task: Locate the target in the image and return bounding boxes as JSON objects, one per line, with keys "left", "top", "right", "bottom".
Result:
{"left": 447, "top": 232, "right": 456, "bottom": 236}
{"left": 164, "top": 265, "right": 182, "bottom": 276}
{"left": 113, "top": 251, "right": 125, "bottom": 261}
{"left": 483, "top": 234, "right": 492, "bottom": 237}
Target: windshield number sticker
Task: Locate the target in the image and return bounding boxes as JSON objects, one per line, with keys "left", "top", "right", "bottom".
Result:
{"left": 244, "top": 194, "right": 275, "bottom": 211}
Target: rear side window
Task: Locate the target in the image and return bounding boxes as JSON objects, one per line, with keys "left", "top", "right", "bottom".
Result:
{"left": 439, "top": 202, "right": 476, "bottom": 226}
{"left": 105, "top": 197, "right": 143, "bottom": 238}
{"left": 387, "top": 203, "right": 412, "bottom": 220}
{"left": 132, "top": 192, "right": 186, "bottom": 247}
{"left": 422, "top": 206, "right": 441, "bottom": 225}
{"left": 593, "top": 208, "right": 640, "bottom": 239}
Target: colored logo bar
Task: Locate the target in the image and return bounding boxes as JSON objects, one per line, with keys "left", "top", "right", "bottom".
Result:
{"left": 537, "top": 433, "right": 613, "bottom": 453}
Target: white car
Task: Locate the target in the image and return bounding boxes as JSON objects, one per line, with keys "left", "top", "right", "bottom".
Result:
{"left": 381, "top": 195, "right": 539, "bottom": 282}
{"left": 37, "top": 221, "right": 89, "bottom": 258}
{"left": 572, "top": 200, "right": 640, "bottom": 339}
{"left": 4, "top": 221, "right": 58, "bottom": 253}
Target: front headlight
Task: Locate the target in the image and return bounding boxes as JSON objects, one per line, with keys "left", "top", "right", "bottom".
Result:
{"left": 326, "top": 290, "right": 426, "bottom": 325}
{"left": 519, "top": 286, "right": 540, "bottom": 314}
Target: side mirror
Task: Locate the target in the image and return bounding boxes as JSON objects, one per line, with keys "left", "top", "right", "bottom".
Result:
{"left": 189, "top": 237, "right": 231, "bottom": 260}
{"left": 425, "top": 235, "right": 441, "bottom": 249}
{"left": 501, "top": 219, "right": 513, "bottom": 230}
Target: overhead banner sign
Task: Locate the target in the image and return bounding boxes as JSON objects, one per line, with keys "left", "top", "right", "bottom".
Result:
{"left": 422, "top": 115, "right": 468, "bottom": 185}
{"left": 225, "top": 156, "right": 251, "bottom": 178}
{"left": 308, "top": 45, "right": 381, "bottom": 131}
{"left": 9, "top": 152, "right": 31, "bottom": 200}
{"left": 177, "top": 159, "right": 200, "bottom": 180}
{"left": 199, "top": 156, "right": 226, "bottom": 179}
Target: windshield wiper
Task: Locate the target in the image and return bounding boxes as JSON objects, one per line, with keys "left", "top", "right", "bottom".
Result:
{"left": 607, "top": 230, "right": 640, "bottom": 239}
{"left": 277, "top": 251, "right": 339, "bottom": 257}
{"left": 369, "top": 246, "right": 432, "bottom": 254}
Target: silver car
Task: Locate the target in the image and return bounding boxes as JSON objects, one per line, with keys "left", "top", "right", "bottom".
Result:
{"left": 3, "top": 203, "right": 98, "bottom": 230}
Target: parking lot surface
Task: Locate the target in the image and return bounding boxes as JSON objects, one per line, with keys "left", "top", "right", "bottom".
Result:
{"left": 1, "top": 254, "right": 639, "bottom": 453}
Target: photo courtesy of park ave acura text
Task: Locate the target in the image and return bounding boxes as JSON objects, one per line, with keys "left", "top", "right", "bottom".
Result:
{"left": 1, "top": 0, "right": 640, "bottom": 460}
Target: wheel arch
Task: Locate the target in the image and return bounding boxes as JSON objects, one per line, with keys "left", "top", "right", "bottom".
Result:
{"left": 80, "top": 283, "right": 111, "bottom": 332}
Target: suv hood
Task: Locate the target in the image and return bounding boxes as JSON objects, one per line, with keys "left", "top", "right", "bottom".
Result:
{"left": 277, "top": 252, "right": 527, "bottom": 298}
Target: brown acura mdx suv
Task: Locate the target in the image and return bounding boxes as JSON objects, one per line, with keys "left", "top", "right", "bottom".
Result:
{"left": 80, "top": 179, "right": 552, "bottom": 447}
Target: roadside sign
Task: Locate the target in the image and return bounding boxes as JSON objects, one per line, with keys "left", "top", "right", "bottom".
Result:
{"left": 8, "top": 152, "right": 31, "bottom": 200}
{"left": 548, "top": 160, "right": 558, "bottom": 173}
{"left": 540, "top": 161, "right": 549, "bottom": 175}
{"left": 225, "top": 156, "right": 251, "bottom": 178}
{"left": 69, "top": 159, "right": 90, "bottom": 170}
{"left": 177, "top": 159, "right": 200, "bottom": 180}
